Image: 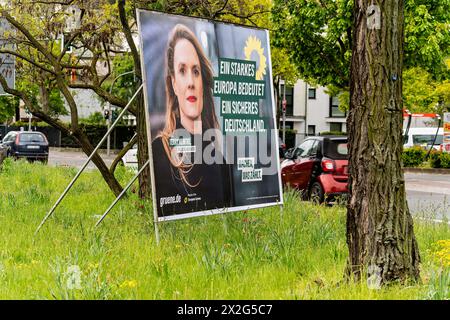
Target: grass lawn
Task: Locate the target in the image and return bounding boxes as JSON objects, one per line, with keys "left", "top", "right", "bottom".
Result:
{"left": 0, "top": 159, "right": 449, "bottom": 299}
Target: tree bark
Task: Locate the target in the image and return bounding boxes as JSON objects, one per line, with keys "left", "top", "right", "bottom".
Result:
{"left": 136, "top": 91, "right": 151, "bottom": 199}
{"left": 110, "top": 133, "right": 138, "bottom": 174}
{"left": 346, "top": 0, "right": 420, "bottom": 286}
{"left": 119, "top": 0, "right": 151, "bottom": 199}
{"left": 73, "top": 128, "right": 123, "bottom": 197}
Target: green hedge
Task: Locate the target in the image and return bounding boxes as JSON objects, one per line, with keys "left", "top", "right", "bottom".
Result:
{"left": 429, "top": 150, "right": 450, "bottom": 169}
{"left": 5, "top": 122, "right": 136, "bottom": 149}
{"left": 319, "top": 131, "right": 347, "bottom": 136}
{"left": 402, "top": 148, "right": 450, "bottom": 169}
{"left": 61, "top": 124, "right": 136, "bottom": 148}
{"left": 402, "top": 146, "right": 427, "bottom": 167}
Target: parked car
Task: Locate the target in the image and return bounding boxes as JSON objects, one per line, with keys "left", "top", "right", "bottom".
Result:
{"left": 122, "top": 143, "right": 138, "bottom": 171}
{"left": 280, "top": 136, "right": 348, "bottom": 203}
{"left": 1, "top": 131, "right": 49, "bottom": 163}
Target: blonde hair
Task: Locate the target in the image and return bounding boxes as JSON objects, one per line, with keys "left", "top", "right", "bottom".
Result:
{"left": 160, "top": 24, "right": 219, "bottom": 187}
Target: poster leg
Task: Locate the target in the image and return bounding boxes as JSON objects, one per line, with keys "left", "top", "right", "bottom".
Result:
{"left": 154, "top": 219, "right": 160, "bottom": 245}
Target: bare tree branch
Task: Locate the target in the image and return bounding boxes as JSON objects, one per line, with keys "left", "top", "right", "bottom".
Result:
{"left": 109, "top": 133, "right": 138, "bottom": 174}
{"left": 0, "top": 49, "right": 56, "bottom": 75}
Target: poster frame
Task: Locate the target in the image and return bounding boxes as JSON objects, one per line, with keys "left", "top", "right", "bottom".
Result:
{"left": 136, "top": 9, "right": 284, "bottom": 223}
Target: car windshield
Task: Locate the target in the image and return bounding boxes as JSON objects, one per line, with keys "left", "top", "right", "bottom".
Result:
{"left": 19, "top": 133, "right": 45, "bottom": 142}
{"left": 412, "top": 134, "right": 443, "bottom": 145}
{"left": 323, "top": 139, "right": 348, "bottom": 160}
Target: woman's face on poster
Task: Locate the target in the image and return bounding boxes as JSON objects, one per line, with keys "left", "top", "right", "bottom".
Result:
{"left": 171, "top": 39, "right": 204, "bottom": 123}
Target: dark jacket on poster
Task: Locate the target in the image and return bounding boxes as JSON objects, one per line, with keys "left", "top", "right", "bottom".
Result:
{"left": 151, "top": 123, "right": 233, "bottom": 218}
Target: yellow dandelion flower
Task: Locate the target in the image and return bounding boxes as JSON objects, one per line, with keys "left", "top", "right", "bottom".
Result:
{"left": 120, "top": 279, "right": 138, "bottom": 289}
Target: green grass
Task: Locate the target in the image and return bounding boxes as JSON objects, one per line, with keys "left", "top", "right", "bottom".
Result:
{"left": 0, "top": 159, "right": 449, "bottom": 299}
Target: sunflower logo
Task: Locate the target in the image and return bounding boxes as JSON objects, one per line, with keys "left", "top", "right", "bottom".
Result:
{"left": 244, "top": 36, "right": 267, "bottom": 81}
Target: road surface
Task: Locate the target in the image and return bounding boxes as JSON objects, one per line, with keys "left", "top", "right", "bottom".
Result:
{"left": 405, "top": 172, "right": 450, "bottom": 221}
{"left": 48, "top": 148, "right": 116, "bottom": 170}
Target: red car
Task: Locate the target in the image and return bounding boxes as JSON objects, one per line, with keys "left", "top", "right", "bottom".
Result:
{"left": 281, "top": 136, "right": 348, "bottom": 203}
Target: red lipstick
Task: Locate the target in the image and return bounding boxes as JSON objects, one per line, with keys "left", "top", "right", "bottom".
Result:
{"left": 187, "top": 96, "right": 197, "bottom": 103}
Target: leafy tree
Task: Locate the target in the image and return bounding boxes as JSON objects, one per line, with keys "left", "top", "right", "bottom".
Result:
{"left": 272, "top": 0, "right": 450, "bottom": 88}
{"left": 0, "top": 0, "right": 127, "bottom": 198}
{"left": 0, "top": 96, "right": 18, "bottom": 123}
{"left": 81, "top": 111, "right": 106, "bottom": 125}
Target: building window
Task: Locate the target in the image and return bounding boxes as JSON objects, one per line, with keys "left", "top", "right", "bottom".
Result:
{"left": 308, "top": 88, "right": 316, "bottom": 99}
{"left": 279, "top": 120, "right": 293, "bottom": 130}
{"left": 330, "top": 122, "right": 342, "bottom": 132}
{"left": 330, "top": 96, "right": 346, "bottom": 118}
{"left": 280, "top": 84, "right": 294, "bottom": 116}
{"left": 308, "top": 125, "right": 316, "bottom": 136}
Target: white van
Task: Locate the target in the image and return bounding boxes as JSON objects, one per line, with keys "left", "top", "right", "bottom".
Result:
{"left": 403, "top": 127, "right": 443, "bottom": 150}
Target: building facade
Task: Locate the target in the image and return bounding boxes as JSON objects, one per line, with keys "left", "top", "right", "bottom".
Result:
{"left": 279, "top": 79, "right": 347, "bottom": 145}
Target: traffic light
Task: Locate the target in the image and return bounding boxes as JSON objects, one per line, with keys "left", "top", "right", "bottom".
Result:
{"left": 103, "top": 109, "right": 110, "bottom": 120}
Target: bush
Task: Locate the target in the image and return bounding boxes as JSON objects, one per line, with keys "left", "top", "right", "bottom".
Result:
{"left": 402, "top": 146, "right": 427, "bottom": 167}
{"left": 429, "top": 150, "right": 450, "bottom": 168}
{"left": 319, "top": 131, "right": 347, "bottom": 136}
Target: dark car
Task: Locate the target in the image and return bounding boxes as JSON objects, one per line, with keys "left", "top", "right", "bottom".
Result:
{"left": 280, "top": 136, "right": 348, "bottom": 203}
{"left": 1, "top": 131, "right": 49, "bottom": 163}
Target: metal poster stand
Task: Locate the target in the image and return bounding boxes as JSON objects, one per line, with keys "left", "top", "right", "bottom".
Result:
{"left": 95, "top": 159, "right": 150, "bottom": 227}
{"left": 35, "top": 84, "right": 144, "bottom": 235}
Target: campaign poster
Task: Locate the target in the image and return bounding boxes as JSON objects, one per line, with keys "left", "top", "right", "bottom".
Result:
{"left": 137, "top": 10, "right": 283, "bottom": 221}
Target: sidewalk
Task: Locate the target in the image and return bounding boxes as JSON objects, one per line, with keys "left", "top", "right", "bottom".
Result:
{"left": 403, "top": 167, "right": 450, "bottom": 174}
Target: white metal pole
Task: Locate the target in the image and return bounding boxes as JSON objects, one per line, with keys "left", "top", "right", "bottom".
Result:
{"left": 35, "top": 84, "right": 144, "bottom": 235}
{"left": 95, "top": 159, "right": 150, "bottom": 227}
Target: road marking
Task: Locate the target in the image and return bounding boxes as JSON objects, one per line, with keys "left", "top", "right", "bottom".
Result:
{"left": 414, "top": 217, "right": 450, "bottom": 225}
{"left": 405, "top": 184, "right": 450, "bottom": 195}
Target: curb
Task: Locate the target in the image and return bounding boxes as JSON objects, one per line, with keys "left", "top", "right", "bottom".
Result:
{"left": 403, "top": 167, "right": 450, "bottom": 174}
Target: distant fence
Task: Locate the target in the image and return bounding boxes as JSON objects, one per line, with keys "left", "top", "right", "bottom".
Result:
{"left": 0, "top": 124, "right": 136, "bottom": 149}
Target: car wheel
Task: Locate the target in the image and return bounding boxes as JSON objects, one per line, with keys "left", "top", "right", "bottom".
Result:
{"left": 310, "top": 182, "right": 324, "bottom": 204}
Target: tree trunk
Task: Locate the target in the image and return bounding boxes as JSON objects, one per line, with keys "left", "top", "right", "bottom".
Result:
{"left": 136, "top": 92, "right": 151, "bottom": 199}
{"left": 73, "top": 129, "right": 123, "bottom": 197}
{"left": 346, "top": 0, "right": 420, "bottom": 286}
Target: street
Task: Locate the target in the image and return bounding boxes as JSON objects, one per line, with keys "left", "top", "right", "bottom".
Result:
{"left": 47, "top": 149, "right": 450, "bottom": 220}
{"left": 48, "top": 148, "right": 116, "bottom": 170}
{"left": 405, "top": 173, "right": 450, "bottom": 221}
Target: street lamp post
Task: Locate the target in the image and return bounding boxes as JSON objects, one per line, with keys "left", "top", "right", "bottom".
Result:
{"left": 107, "top": 70, "right": 134, "bottom": 156}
